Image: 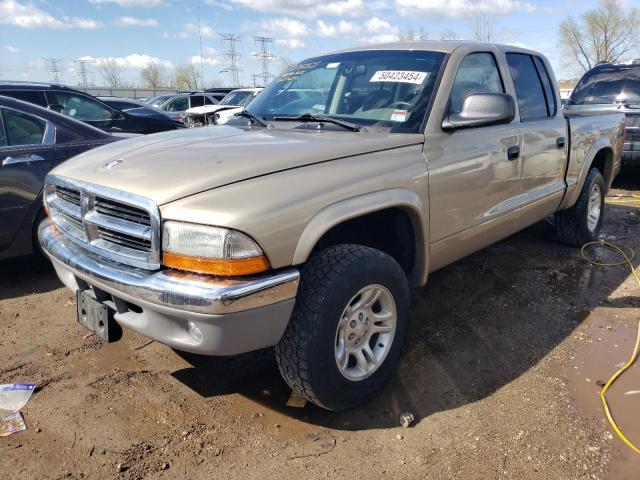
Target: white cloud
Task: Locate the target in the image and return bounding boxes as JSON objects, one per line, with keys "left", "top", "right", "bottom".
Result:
{"left": 179, "top": 22, "right": 216, "bottom": 38}
{"left": 275, "top": 38, "right": 306, "bottom": 49}
{"left": 80, "top": 54, "right": 172, "bottom": 69}
{"left": 316, "top": 19, "right": 361, "bottom": 36}
{"left": 228, "top": 0, "right": 366, "bottom": 18}
{"left": 89, "top": 0, "right": 162, "bottom": 6}
{"left": 115, "top": 16, "right": 159, "bottom": 27}
{"left": 365, "top": 33, "right": 399, "bottom": 44}
{"left": 5, "top": 45, "right": 19, "bottom": 53}
{"left": 189, "top": 55, "right": 220, "bottom": 66}
{"left": 261, "top": 17, "right": 310, "bottom": 36}
{"left": 393, "top": 0, "right": 536, "bottom": 17}
{"left": 0, "top": 0, "right": 103, "bottom": 29}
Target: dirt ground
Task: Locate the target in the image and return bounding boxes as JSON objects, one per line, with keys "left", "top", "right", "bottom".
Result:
{"left": 1, "top": 170, "right": 639, "bottom": 480}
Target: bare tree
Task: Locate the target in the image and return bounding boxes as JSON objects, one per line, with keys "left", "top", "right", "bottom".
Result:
{"left": 441, "top": 29, "right": 461, "bottom": 41}
{"left": 98, "top": 58, "right": 122, "bottom": 87}
{"left": 399, "top": 26, "right": 428, "bottom": 41}
{"left": 559, "top": 0, "right": 640, "bottom": 72}
{"left": 465, "top": 0, "right": 503, "bottom": 42}
{"left": 173, "top": 64, "right": 201, "bottom": 90}
{"left": 140, "top": 62, "right": 166, "bottom": 88}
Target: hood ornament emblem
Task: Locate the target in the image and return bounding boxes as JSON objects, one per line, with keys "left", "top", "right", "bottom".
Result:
{"left": 103, "top": 159, "right": 124, "bottom": 170}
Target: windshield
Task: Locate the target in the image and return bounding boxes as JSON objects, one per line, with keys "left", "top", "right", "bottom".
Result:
{"left": 220, "top": 91, "right": 253, "bottom": 106}
{"left": 247, "top": 50, "right": 446, "bottom": 133}
{"left": 569, "top": 67, "right": 640, "bottom": 105}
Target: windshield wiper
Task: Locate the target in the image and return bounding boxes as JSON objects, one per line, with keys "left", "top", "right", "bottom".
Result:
{"left": 235, "top": 110, "right": 273, "bottom": 128}
{"left": 273, "top": 113, "right": 361, "bottom": 132}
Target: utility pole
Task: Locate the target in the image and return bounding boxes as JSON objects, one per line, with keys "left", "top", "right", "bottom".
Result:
{"left": 220, "top": 33, "right": 241, "bottom": 87}
{"left": 251, "top": 74, "right": 261, "bottom": 87}
{"left": 253, "top": 37, "right": 275, "bottom": 87}
{"left": 73, "top": 59, "right": 94, "bottom": 89}
{"left": 43, "top": 57, "right": 63, "bottom": 83}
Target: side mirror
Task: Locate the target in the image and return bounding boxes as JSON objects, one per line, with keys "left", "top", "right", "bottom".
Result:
{"left": 442, "top": 93, "right": 515, "bottom": 130}
{"left": 48, "top": 104, "right": 64, "bottom": 114}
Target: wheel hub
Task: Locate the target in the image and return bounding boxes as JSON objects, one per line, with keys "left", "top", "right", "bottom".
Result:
{"left": 334, "top": 284, "right": 397, "bottom": 381}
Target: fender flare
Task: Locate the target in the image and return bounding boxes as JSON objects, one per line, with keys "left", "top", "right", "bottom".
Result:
{"left": 292, "top": 188, "right": 429, "bottom": 286}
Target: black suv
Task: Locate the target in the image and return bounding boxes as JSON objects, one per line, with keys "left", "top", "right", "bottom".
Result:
{"left": 568, "top": 62, "right": 640, "bottom": 166}
{"left": 0, "top": 82, "right": 184, "bottom": 134}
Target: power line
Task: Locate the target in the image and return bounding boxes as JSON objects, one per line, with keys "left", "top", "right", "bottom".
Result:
{"left": 253, "top": 36, "right": 275, "bottom": 87}
{"left": 73, "top": 59, "right": 94, "bottom": 88}
{"left": 220, "top": 33, "right": 242, "bottom": 87}
{"left": 43, "top": 57, "right": 63, "bottom": 83}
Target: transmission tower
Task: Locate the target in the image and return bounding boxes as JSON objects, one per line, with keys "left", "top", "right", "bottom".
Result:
{"left": 253, "top": 37, "right": 275, "bottom": 87}
{"left": 220, "top": 34, "right": 242, "bottom": 87}
{"left": 251, "top": 74, "right": 261, "bottom": 87}
{"left": 73, "top": 59, "right": 94, "bottom": 89}
{"left": 43, "top": 57, "right": 63, "bottom": 83}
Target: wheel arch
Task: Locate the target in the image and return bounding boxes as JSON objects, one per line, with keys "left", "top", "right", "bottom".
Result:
{"left": 292, "top": 188, "right": 428, "bottom": 286}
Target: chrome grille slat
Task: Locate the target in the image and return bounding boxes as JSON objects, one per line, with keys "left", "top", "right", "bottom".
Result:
{"left": 45, "top": 175, "right": 161, "bottom": 270}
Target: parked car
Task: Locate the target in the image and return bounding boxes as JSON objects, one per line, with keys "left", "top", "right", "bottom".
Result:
{"left": 97, "top": 96, "right": 146, "bottom": 110}
{"left": 183, "top": 88, "right": 262, "bottom": 127}
{"left": 156, "top": 92, "right": 219, "bottom": 119}
{"left": 567, "top": 62, "right": 640, "bottom": 167}
{"left": 0, "top": 95, "right": 119, "bottom": 260}
{"left": 0, "top": 82, "right": 184, "bottom": 134}
{"left": 205, "top": 87, "right": 236, "bottom": 102}
{"left": 39, "top": 42, "right": 624, "bottom": 411}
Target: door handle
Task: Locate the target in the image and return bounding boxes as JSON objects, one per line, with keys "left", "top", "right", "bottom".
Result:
{"left": 556, "top": 136, "right": 566, "bottom": 149}
{"left": 2, "top": 154, "right": 46, "bottom": 166}
{"left": 507, "top": 145, "right": 520, "bottom": 161}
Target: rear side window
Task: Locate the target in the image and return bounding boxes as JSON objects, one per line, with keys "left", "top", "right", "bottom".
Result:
{"left": 2, "top": 90, "right": 48, "bottom": 107}
{"left": 533, "top": 56, "right": 557, "bottom": 116}
{"left": 0, "top": 111, "right": 7, "bottom": 147}
{"left": 164, "top": 96, "right": 188, "bottom": 111}
{"left": 570, "top": 67, "right": 640, "bottom": 105}
{"left": 449, "top": 52, "right": 504, "bottom": 114}
{"left": 190, "top": 95, "right": 205, "bottom": 108}
{"left": 506, "top": 53, "right": 548, "bottom": 121}
{"left": 2, "top": 109, "right": 46, "bottom": 146}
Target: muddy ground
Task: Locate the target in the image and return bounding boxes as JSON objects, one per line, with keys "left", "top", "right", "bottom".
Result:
{"left": 1, "top": 170, "right": 639, "bottom": 480}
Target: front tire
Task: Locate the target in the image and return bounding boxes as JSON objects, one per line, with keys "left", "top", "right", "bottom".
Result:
{"left": 555, "top": 168, "right": 605, "bottom": 246}
{"left": 275, "top": 244, "right": 409, "bottom": 411}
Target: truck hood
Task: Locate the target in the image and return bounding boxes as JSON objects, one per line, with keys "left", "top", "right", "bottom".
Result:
{"left": 51, "top": 125, "right": 424, "bottom": 205}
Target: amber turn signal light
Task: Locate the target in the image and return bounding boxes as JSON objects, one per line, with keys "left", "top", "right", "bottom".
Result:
{"left": 163, "top": 252, "right": 269, "bottom": 276}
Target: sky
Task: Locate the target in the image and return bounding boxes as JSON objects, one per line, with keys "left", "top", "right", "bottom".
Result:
{"left": 0, "top": 0, "right": 630, "bottom": 87}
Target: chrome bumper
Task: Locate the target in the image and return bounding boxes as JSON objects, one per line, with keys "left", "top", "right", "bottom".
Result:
{"left": 38, "top": 220, "right": 299, "bottom": 355}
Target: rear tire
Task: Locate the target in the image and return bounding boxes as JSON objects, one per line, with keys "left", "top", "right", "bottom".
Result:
{"left": 555, "top": 168, "right": 605, "bottom": 246}
{"left": 275, "top": 244, "right": 409, "bottom": 411}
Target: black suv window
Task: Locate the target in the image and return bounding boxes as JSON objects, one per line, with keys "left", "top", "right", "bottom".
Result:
{"left": 190, "top": 95, "right": 205, "bottom": 108}
{"left": 3, "top": 90, "right": 48, "bottom": 107}
{"left": 2, "top": 108, "right": 46, "bottom": 146}
{"left": 46, "top": 91, "right": 113, "bottom": 121}
{"left": 533, "top": 56, "right": 557, "bottom": 116}
{"left": 449, "top": 52, "right": 504, "bottom": 114}
{"left": 506, "top": 53, "right": 548, "bottom": 121}
{"left": 570, "top": 66, "right": 640, "bottom": 105}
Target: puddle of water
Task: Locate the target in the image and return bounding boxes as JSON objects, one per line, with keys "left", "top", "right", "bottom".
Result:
{"left": 568, "top": 309, "right": 640, "bottom": 479}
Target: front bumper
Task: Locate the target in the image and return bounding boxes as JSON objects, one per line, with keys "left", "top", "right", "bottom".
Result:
{"left": 39, "top": 220, "right": 299, "bottom": 355}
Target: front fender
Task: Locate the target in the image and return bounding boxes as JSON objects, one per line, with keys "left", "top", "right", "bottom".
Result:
{"left": 292, "top": 188, "right": 429, "bottom": 286}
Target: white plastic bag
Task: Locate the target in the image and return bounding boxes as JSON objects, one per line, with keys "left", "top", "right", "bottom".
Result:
{"left": 0, "top": 384, "right": 36, "bottom": 414}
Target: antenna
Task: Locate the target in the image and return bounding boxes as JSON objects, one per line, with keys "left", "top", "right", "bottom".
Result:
{"left": 196, "top": 6, "right": 205, "bottom": 92}
{"left": 220, "top": 33, "right": 241, "bottom": 87}
{"left": 253, "top": 37, "right": 275, "bottom": 87}
{"left": 73, "top": 59, "right": 94, "bottom": 89}
{"left": 43, "top": 57, "right": 63, "bottom": 83}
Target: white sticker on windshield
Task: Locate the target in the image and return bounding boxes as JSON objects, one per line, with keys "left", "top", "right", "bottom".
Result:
{"left": 390, "top": 109, "right": 408, "bottom": 122}
{"left": 370, "top": 70, "right": 428, "bottom": 84}
{"left": 326, "top": 62, "right": 341, "bottom": 69}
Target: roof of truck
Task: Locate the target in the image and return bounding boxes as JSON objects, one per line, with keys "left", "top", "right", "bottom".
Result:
{"left": 330, "top": 40, "right": 539, "bottom": 56}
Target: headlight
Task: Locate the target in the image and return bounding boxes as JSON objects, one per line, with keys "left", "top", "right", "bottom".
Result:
{"left": 162, "top": 221, "right": 269, "bottom": 276}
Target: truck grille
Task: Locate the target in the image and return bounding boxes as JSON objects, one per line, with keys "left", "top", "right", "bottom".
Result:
{"left": 44, "top": 176, "right": 160, "bottom": 269}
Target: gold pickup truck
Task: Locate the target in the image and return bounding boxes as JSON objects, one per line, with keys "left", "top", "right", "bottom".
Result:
{"left": 39, "top": 42, "right": 625, "bottom": 411}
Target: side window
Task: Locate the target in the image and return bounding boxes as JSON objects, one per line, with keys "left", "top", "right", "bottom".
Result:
{"left": 190, "top": 95, "right": 205, "bottom": 108}
{"left": 4, "top": 90, "right": 48, "bottom": 107}
{"left": 3, "top": 109, "right": 46, "bottom": 146}
{"left": 449, "top": 53, "right": 504, "bottom": 114}
{"left": 46, "top": 92, "right": 112, "bottom": 121}
{"left": 0, "top": 111, "right": 7, "bottom": 147}
{"left": 506, "top": 53, "right": 548, "bottom": 121}
{"left": 533, "top": 56, "right": 557, "bottom": 116}
{"left": 204, "top": 96, "right": 216, "bottom": 105}
{"left": 164, "top": 97, "right": 188, "bottom": 111}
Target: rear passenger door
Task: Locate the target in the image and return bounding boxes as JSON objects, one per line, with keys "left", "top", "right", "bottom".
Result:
{"left": 0, "top": 107, "right": 56, "bottom": 250}
{"left": 506, "top": 53, "right": 567, "bottom": 215}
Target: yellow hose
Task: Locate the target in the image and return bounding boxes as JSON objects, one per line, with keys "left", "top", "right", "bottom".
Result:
{"left": 581, "top": 240, "right": 640, "bottom": 455}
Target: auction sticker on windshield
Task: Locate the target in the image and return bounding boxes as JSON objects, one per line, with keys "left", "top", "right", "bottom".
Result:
{"left": 370, "top": 71, "right": 428, "bottom": 84}
{"left": 390, "top": 109, "right": 409, "bottom": 122}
